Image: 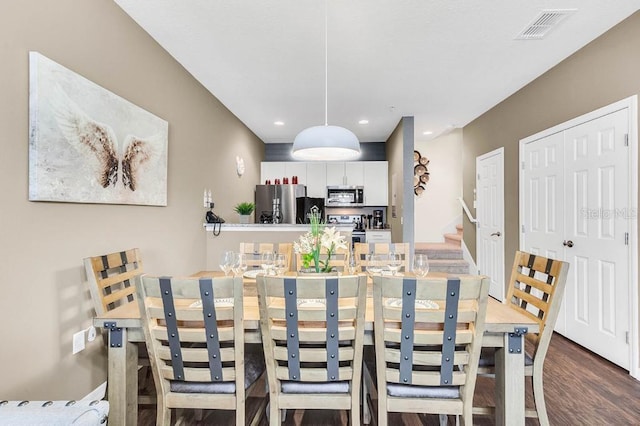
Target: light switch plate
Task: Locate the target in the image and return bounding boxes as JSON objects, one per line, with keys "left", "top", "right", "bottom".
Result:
{"left": 73, "top": 330, "right": 86, "bottom": 354}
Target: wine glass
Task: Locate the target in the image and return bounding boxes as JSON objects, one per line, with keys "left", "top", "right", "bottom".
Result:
{"left": 261, "top": 252, "right": 275, "bottom": 275}
{"left": 219, "top": 251, "right": 234, "bottom": 276}
{"left": 387, "top": 252, "right": 402, "bottom": 276}
{"left": 275, "top": 253, "right": 288, "bottom": 275}
{"left": 366, "top": 254, "right": 383, "bottom": 277}
{"left": 232, "top": 253, "right": 247, "bottom": 276}
{"left": 347, "top": 252, "right": 359, "bottom": 275}
{"left": 413, "top": 254, "right": 430, "bottom": 277}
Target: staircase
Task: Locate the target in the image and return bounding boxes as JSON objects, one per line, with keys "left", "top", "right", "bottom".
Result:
{"left": 415, "top": 224, "right": 470, "bottom": 274}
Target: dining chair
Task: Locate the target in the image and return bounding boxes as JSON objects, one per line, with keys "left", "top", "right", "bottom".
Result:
{"left": 370, "top": 274, "right": 490, "bottom": 426}
{"left": 294, "top": 245, "right": 350, "bottom": 273}
{"left": 354, "top": 242, "right": 411, "bottom": 273}
{"left": 239, "top": 242, "right": 293, "bottom": 271}
{"left": 474, "top": 251, "right": 570, "bottom": 426}
{"left": 256, "top": 274, "right": 367, "bottom": 425}
{"left": 135, "top": 275, "right": 265, "bottom": 426}
{"left": 83, "top": 248, "right": 155, "bottom": 405}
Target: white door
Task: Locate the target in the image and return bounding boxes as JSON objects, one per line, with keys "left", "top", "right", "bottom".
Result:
{"left": 476, "top": 148, "right": 505, "bottom": 301}
{"left": 563, "top": 109, "right": 630, "bottom": 368}
{"left": 521, "top": 107, "right": 632, "bottom": 370}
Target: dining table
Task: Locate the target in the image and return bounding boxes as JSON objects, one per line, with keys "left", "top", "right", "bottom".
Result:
{"left": 93, "top": 272, "right": 538, "bottom": 426}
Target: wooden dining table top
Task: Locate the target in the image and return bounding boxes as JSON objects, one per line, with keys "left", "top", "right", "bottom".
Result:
{"left": 95, "top": 271, "right": 539, "bottom": 335}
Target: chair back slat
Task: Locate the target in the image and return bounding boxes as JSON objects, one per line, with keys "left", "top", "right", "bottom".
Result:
{"left": 506, "top": 251, "right": 570, "bottom": 359}
{"left": 354, "top": 242, "right": 411, "bottom": 272}
{"left": 84, "top": 248, "right": 143, "bottom": 315}
{"left": 257, "top": 274, "right": 366, "bottom": 387}
{"left": 239, "top": 242, "right": 293, "bottom": 271}
{"left": 295, "top": 245, "right": 350, "bottom": 272}
{"left": 137, "top": 275, "right": 245, "bottom": 390}
{"left": 373, "top": 274, "right": 489, "bottom": 416}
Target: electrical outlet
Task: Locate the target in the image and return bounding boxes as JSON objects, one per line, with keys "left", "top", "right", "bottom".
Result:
{"left": 73, "top": 330, "right": 86, "bottom": 354}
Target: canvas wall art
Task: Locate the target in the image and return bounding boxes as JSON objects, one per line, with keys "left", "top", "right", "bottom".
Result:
{"left": 29, "top": 51, "right": 169, "bottom": 206}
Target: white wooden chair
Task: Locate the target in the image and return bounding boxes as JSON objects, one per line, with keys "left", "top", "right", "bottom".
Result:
{"left": 353, "top": 242, "right": 410, "bottom": 273}
{"left": 135, "top": 275, "right": 265, "bottom": 426}
{"left": 239, "top": 242, "right": 293, "bottom": 271}
{"left": 256, "top": 274, "right": 367, "bottom": 425}
{"left": 371, "top": 275, "right": 490, "bottom": 426}
{"left": 474, "top": 251, "right": 569, "bottom": 426}
{"left": 294, "top": 245, "right": 350, "bottom": 273}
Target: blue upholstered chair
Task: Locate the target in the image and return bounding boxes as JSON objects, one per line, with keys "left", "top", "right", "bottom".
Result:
{"left": 256, "top": 274, "right": 367, "bottom": 425}
{"left": 370, "top": 275, "right": 489, "bottom": 426}
{"left": 135, "top": 275, "right": 265, "bottom": 426}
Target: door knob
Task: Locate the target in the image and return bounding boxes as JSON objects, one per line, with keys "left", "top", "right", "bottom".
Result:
{"left": 563, "top": 240, "right": 574, "bottom": 248}
{"left": 490, "top": 231, "right": 501, "bottom": 237}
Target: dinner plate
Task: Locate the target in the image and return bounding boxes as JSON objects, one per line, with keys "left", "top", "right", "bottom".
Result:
{"left": 297, "top": 299, "right": 326, "bottom": 308}
{"left": 243, "top": 269, "right": 264, "bottom": 279}
{"left": 386, "top": 298, "right": 438, "bottom": 309}
{"left": 189, "top": 298, "right": 234, "bottom": 308}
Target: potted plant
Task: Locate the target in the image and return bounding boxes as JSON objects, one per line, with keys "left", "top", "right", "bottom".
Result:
{"left": 234, "top": 202, "right": 255, "bottom": 224}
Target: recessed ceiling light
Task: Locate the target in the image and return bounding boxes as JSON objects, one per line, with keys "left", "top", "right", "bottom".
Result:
{"left": 274, "top": 121, "right": 284, "bottom": 126}
{"left": 423, "top": 131, "right": 433, "bottom": 135}
{"left": 359, "top": 119, "right": 369, "bottom": 125}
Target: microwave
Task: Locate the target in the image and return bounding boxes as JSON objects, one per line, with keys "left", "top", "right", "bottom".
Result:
{"left": 326, "top": 186, "right": 364, "bottom": 206}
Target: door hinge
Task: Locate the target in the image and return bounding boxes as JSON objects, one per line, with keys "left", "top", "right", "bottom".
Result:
{"left": 521, "top": 161, "right": 525, "bottom": 170}
{"left": 521, "top": 224, "right": 525, "bottom": 233}
{"left": 625, "top": 232, "right": 629, "bottom": 245}
{"left": 626, "top": 331, "right": 630, "bottom": 344}
{"left": 624, "top": 134, "right": 629, "bottom": 147}
{"left": 477, "top": 173, "right": 480, "bottom": 180}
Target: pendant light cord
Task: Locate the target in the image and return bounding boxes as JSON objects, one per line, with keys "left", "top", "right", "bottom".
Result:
{"left": 324, "top": 0, "right": 328, "bottom": 126}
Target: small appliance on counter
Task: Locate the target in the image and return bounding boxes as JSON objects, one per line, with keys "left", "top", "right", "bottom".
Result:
{"left": 373, "top": 209, "right": 384, "bottom": 229}
{"left": 326, "top": 186, "right": 364, "bottom": 207}
{"left": 296, "top": 197, "right": 325, "bottom": 223}
{"left": 255, "top": 184, "right": 306, "bottom": 224}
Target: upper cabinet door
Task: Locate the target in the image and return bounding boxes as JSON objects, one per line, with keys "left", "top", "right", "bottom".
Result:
{"left": 306, "top": 163, "right": 327, "bottom": 198}
{"left": 325, "top": 162, "right": 346, "bottom": 186}
{"left": 363, "top": 161, "right": 388, "bottom": 206}
{"left": 345, "top": 162, "right": 364, "bottom": 186}
{"left": 260, "top": 162, "right": 286, "bottom": 183}
{"left": 285, "top": 162, "right": 307, "bottom": 185}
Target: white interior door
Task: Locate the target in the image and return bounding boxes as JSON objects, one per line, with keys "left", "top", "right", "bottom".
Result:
{"left": 476, "top": 148, "right": 505, "bottom": 301}
{"left": 521, "top": 106, "right": 633, "bottom": 370}
{"left": 563, "top": 109, "right": 630, "bottom": 369}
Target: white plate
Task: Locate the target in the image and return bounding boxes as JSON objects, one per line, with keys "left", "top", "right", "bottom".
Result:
{"left": 386, "top": 298, "right": 438, "bottom": 309}
{"left": 189, "top": 298, "right": 234, "bottom": 308}
{"left": 297, "top": 299, "right": 326, "bottom": 308}
{"left": 243, "top": 269, "right": 264, "bottom": 279}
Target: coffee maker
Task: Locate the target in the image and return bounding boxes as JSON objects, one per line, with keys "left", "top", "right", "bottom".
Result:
{"left": 373, "top": 209, "right": 384, "bottom": 229}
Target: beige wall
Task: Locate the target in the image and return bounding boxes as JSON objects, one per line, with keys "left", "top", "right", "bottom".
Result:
{"left": 463, "top": 11, "right": 640, "bottom": 268}
{"left": 386, "top": 117, "right": 415, "bottom": 245}
{"left": 0, "top": 0, "right": 263, "bottom": 399}
{"left": 414, "top": 129, "right": 463, "bottom": 242}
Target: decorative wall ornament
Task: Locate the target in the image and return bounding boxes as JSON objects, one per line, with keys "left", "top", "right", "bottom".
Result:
{"left": 413, "top": 150, "right": 430, "bottom": 196}
{"left": 28, "top": 52, "right": 168, "bottom": 206}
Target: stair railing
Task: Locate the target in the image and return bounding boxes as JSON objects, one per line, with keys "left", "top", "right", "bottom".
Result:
{"left": 458, "top": 197, "right": 477, "bottom": 223}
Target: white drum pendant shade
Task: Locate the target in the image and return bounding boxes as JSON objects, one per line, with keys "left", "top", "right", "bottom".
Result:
{"left": 292, "top": 125, "right": 360, "bottom": 161}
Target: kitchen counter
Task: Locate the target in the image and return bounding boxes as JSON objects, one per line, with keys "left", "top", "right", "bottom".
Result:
{"left": 204, "top": 223, "right": 353, "bottom": 232}
{"left": 203, "top": 223, "right": 353, "bottom": 270}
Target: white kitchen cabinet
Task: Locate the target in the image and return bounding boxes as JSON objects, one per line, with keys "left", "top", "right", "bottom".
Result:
{"left": 325, "top": 162, "right": 364, "bottom": 186}
{"left": 260, "top": 162, "right": 285, "bottom": 183}
{"left": 363, "top": 161, "right": 388, "bottom": 206}
{"left": 285, "top": 162, "right": 307, "bottom": 185}
{"left": 305, "top": 162, "right": 326, "bottom": 198}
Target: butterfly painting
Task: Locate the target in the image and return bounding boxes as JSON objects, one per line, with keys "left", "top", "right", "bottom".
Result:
{"left": 29, "top": 52, "right": 168, "bottom": 206}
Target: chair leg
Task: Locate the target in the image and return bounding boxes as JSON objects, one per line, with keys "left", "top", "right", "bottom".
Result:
{"left": 439, "top": 414, "right": 448, "bottom": 426}
{"left": 156, "top": 399, "right": 171, "bottom": 426}
{"left": 532, "top": 372, "right": 550, "bottom": 426}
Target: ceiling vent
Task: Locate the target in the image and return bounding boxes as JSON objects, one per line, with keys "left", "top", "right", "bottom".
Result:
{"left": 516, "top": 9, "right": 577, "bottom": 40}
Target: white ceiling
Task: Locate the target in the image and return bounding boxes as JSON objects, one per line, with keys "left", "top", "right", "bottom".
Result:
{"left": 114, "top": 0, "right": 640, "bottom": 144}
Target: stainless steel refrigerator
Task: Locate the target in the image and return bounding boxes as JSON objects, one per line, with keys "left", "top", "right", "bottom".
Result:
{"left": 254, "top": 184, "right": 306, "bottom": 224}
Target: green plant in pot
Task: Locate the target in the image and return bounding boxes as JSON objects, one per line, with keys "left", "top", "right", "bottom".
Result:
{"left": 234, "top": 202, "right": 255, "bottom": 224}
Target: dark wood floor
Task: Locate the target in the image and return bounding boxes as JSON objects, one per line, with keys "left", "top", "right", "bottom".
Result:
{"left": 138, "top": 333, "right": 640, "bottom": 425}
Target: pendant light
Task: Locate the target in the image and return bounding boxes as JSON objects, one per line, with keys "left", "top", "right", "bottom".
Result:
{"left": 292, "top": 1, "right": 361, "bottom": 161}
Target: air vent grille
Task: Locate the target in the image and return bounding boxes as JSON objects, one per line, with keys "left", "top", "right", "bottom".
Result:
{"left": 516, "top": 9, "right": 577, "bottom": 40}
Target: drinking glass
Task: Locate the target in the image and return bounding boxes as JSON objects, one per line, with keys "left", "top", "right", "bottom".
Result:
{"left": 413, "top": 254, "right": 430, "bottom": 277}
{"left": 275, "top": 253, "right": 288, "bottom": 275}
{"left": 387, "top": 252, "right": 402, "bottom": 276}
{"left": 366, "top": 254, "right": 384, "bottom": 277}
{"left": 219, "top": 251, "right": 234, "bottom": 276}
{"left": 347, "top": 253, "right": 359, "bottom": 275}
{"left": 232, "top": 253, "right": 247, "bottom": 276}
{"left": 261, "top": 252, "right": 275, "bottom": 275}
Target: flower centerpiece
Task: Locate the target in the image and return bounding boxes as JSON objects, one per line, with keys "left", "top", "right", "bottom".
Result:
{"left": 294, "top": 212, "right": 348, "bottom": 273}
